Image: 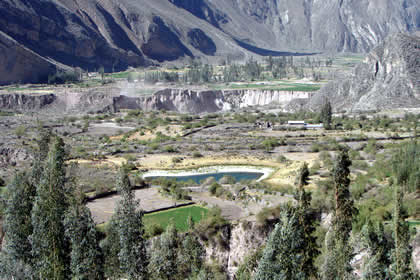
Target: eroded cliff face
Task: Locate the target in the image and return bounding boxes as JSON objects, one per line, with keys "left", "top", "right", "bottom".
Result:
{"left": 0, "top": 93, "right": 56, "bottom": 111}
{"left": 201, "top": 221, "right": 272, "bottom": 278}
{"left": 0, "top": 88, "right": 312, "bottom": 115}
{"left": 307, "top": 32, "right": 420, "bottom": 112}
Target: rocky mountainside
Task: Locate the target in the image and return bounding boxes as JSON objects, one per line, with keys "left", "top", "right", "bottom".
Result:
{"left": 0, "top": 0, "right": 419, "bottom": 84}
{"left": 306, "top": 32, "right": 420, "bottom": 112}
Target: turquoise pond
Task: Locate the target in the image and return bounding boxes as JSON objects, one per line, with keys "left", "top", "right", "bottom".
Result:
{"left": 146, "top": 172, "right": 264, "bottom": 184}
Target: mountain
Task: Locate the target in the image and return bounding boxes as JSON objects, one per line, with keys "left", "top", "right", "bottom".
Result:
{"left": 0, "top": 0, "right": 419, "bottom": 84}
{"left": 306, "top": 32, "right": 420, "bottom": 112}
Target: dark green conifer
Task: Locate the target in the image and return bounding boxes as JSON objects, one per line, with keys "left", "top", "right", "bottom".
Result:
{"left": 322, "top": 149, "right": 357, "bottom": 280}
{"left": 360, "top": 221, "right": 392, "bottom": 279}
{"left": 320, "top": 99, "right": 333, "bottom": 130}
{"left": 1, "top": 172, "right": 36, "bottom": 278}
{"left": 64, "top": 186, "right": 104, "bottom": 279}
{"left": 149, "top": 223, "right": 179, "bottom": 280}
{"left": 177, "top": 233, "right": 205, "bottom": 278}
{"left": 113, "top": 167, "right": 148, "bottom": 280}
{"left": 102, "top": 216, "right": 122, "bottom": 279}
{"left": 254, "top": 205, "right": 304, "bottom": 280}
{"left": 389, "top": 185, "right": 418, "bottom": 279}
{"left": 294, "top": 162, "right": 320, "bottom": 279}
{"left": 30, "top": 136, "right": 70, "bottom": 279}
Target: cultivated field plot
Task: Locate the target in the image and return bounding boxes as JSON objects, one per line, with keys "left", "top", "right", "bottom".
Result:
{"left": 144, "top": 205, "right": 208, "bottom": 232}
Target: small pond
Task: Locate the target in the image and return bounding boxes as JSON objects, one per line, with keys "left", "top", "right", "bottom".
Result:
{"left": 146, "top": 171, "right": 264, "bottom": 184}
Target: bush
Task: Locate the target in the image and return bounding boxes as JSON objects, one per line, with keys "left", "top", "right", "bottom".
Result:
{"left": 145, "top": 223, "right": 164, "bottom": 238}
{"left": 261, "top": 137, "right": 283, "bottom": 152}
{"left": 276, "top": 155, "right": 290, "bottom": 163}
{"left": 201, "top": 177, "right": 216, "bottom": 186}
{"left": 192, "top": 151, "right": 203, "bottom": 158}
{"left": 310, "top": 161, "right": 321, "bottom": 175}
{"left": 153, "top": 178, "right": 190, "bottom": 200}
{"left": 195, "top": 207, "right": 229, "bottom": 245}
{"left": 164, "top": 145, "right": 177, "bottom": 153}
{"left": 219, "top": 175, "right": 236, "bottom": 185}
{"left": 172, "top": 157, "right": 183, "bottom": 164}
{"left": 256, "top": 204, "right": 283, "bottom": 227}
{"left": 15, "top": 125, "right": 26, "bottom": 139}
{"left": 310, "top": 143, "right": 321, "bottom": 153}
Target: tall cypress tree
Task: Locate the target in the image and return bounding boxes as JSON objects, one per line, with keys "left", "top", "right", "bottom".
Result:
{"left": 294, "top": 163, "right": 319, "bottom": 279}
{"left": 254, "top": 205, "right": 305, "bottom": 280}
{"left": 360, "top": 221, "right": 392, "bottom": 280}
{"left": 30, "top": 128, "right": 52, "bottom": 187}
{"left": 1, "top": 172, "right": 36, "bottom": 278}
{"left": 64, "top": 186, "right": 104, "bottom": 279}
{"left": 149, "top": 223, "right": 179, "bottom": 280}
{"left": 177, "top": 233, "right": 205, "bottom": 278}
{"left": 1, "top": 128, "right": 51, "bottom": 278}
{"left": 102, "top": 216, "right": 122, "bottom": 279}
{"left": 320, "top": 99, "right": 333, "bottom": 130}
{"left": 389, "top": 185, "right": 418, "bottom": 279}
{"left": 322, "top": 149, "right": 357, "bottom": 280}
{"left": 113, "top": 167, "right": 148, "bottom": 280}
{"left": 30, "top": 136, "right": 70, "bottom": 279}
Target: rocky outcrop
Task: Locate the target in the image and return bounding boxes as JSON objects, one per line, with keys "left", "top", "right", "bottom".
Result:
{"left": 202, "top": 221, "right": 272, "bottom": 278}
{"left": 113, "top": 88, "right": 313, "bottom": 114}
{"left": 0, "top": 87, "right": 312, "bottom": 114}
{"left": 307, "top": 32, "right": 420, "bottom": 112}
{"left": 0, "top": 93, "right": 56, "bottom": 111}
{"left": 0, "top": 147, "right": 31, "bottom": 168}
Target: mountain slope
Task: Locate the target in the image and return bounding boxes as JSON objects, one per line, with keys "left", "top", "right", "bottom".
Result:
{"left": 171, "top": 0, "right": 420, "bottom": 53}
{"left": 0, "top": 0, "right": 419, "bottom": 84}
{"left": 306, "top": 32, "right": 420, "bottom": 112}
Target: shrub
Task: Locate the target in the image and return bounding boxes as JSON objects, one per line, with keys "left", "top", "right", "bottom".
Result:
{"left": 209, "top": 183, "right": 222, "bottom": 195}
{"left": 145, "top": 224, "right": 164, "bottom": 238}
{"left": 15, "top": 125, "right": 26, "bottom": 139}
{"left": 192, "top": 151, "right": 203, "bottom": 158}
{"left": 256, "top": 204, "right": 282, "bottom": 227}
{"left": 195, "top": 207, "right": 229, "bottom": 244}
{"left": 310, "top": 161, "right": 321, "bottom": 175}
{"left": 171, "top": 157, "right": 183, "bottom": 164}
{"left": 219, "top": 175, "right": 236, "bottom": 185}
{"left": 310, "top": 143, "right": 321, "bottom": 153}
{"left": 276, "top": 155, "right": 290, "bottom": 163}
{"left": 164, "top": 145, "right": 177, "bottom": 153}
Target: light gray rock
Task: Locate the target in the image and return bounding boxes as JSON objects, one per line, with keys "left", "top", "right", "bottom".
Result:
{"left": 307, "top": 32, "right": 420, "bottom": 112}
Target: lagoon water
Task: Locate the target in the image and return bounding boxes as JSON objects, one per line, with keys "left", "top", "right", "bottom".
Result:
{"left": 147, "top": 172, "right": 264, "bottom": 184}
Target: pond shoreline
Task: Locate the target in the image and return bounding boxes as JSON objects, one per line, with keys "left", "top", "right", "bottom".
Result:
{"left": 142, "top": 165, "right": 275, "bottom": 182}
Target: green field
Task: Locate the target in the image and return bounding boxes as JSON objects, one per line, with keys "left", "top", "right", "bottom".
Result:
{"left": 408, "top": 220, "right": 420, "bottom": 228}
{"left": 208, "top": 81, "right": 322, "bottom": 92}
{"left": 144, "top": 205, "right": 208, "bottom": 232}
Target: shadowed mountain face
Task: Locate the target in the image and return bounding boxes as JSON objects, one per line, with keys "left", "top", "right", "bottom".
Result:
{"left": 0, "top": 0, "right": 419, "bottom": 84}
{"left": 306, "top": 32, "right": 420, "bottom": 112}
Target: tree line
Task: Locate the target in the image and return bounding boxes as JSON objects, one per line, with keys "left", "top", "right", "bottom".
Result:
{"left": 0, "top": 130, "right": 207, "bottom": 280}
{"left": 247, "top": 149, "right": 418, "bottom": 280}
